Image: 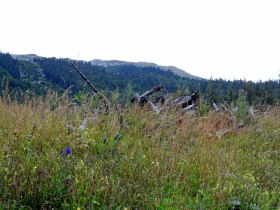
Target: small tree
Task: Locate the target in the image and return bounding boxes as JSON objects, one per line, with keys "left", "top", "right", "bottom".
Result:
{"left": 236, "top": 90, "right": 249, "bottom": 120}
{"left": 206, "top": 77, "right": 215, "bottom": 104}
{"left": 277, "top": 72, "right": 280, "bottom": 102}
{"left": 225, "top": 82, "right": 233, "bottom": 104}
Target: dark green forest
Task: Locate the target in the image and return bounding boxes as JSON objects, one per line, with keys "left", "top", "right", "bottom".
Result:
{"left": 0, "top": 52, "right": 279, "bottom": 105}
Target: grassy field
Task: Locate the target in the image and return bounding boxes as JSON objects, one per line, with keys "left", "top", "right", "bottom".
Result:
{"left": 0, "top": 92, "right": 279, "bottom": 209}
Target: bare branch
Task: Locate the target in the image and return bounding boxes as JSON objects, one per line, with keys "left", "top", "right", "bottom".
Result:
{"left": 140, "top": 85, "right": 164, "bottom": 98}
{"left": 71, "top": 63, "right": 110, "bottom": 114}
{"left": 182, "top": 104, "right": 196, "bottom": 112}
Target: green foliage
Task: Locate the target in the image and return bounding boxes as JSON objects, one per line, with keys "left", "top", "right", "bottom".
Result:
{"left": 225, "top": 83, "right": 234, "bottom": 103}
{"left": 198, "top": 96, "right": 209, "bottom": 116}
{"left": 207, "top": 77, "right": 215, "bottom": 104}
{"left": 74, "top": 91, "right": 85, "bottom": 104}
{"left": 125, "top": 82, "right": 133, "bottom": 105}
{"left": 0, "top": 91, "right": 279, "bottom": 209}
{"left": 276, "top": 74, "right": 280, "bottom": 104}
{"left": 236, "top": 90, "right": 249, "bottom": 120}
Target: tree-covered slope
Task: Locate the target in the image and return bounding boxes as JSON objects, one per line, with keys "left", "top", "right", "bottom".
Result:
{"left": 0, "top": 52, "right": 279, "bottom": 105}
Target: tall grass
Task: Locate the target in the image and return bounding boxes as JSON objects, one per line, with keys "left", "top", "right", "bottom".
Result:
{"left": 0, "top": 91, "right": 279, "bottom": 209}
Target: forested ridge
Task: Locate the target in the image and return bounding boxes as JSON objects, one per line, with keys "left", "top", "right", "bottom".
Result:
{"left": 0, "top": 52, "right": 279, "bottom": 105}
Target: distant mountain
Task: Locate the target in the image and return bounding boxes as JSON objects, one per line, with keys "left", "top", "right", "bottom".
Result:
{"left": 90, "top": 59, "right": 200, "bottom": 79}
{"left": 1, "top": 53, "right": 205, "bottom": 95}
{"left": 11, "top": 54, "right": 41, "bottom": 61}
{"left": 11, "top": 55, "right": 199, "bottom": 79}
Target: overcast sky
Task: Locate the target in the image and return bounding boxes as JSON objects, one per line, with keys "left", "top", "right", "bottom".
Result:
{"left": 1, "top": 0, "right": 280, "bottom": 81}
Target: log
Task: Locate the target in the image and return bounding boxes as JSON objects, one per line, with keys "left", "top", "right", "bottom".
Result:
{"left": 131, "top": 86, "right": 199, "bottom": 115}
{"left": 213, "top": 102, "right": 219, "bottom": 112}
{"left": 131, "top": 85, "right": 164, "bottom": 107}
{"left": 147, "top": 99, "right": 161, "bottom": 115}
{"left": 140, "top": 85, "right": 164, "bottom": 98}
{"left": 152, "top": 95, "right": 166, "bottom": 105}
{"left": 174, "top": 95, "right": 187, "bottom": 103}
{"left": 175, "top": 90, "right": 199, "bottom": 109}
{"left": 130, "top": 93, "right": 141, "bottom": 103}
{"left": 182, "top": 104, "right": 196, "bottom": 112}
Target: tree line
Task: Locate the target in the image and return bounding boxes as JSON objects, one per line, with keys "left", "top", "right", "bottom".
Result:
{"left": 0, "top": 52, "right": 279, "bottom": 105}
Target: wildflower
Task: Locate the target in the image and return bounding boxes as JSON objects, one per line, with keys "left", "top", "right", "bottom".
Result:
{"left": 61, "top": 146, "right": 72, "bottom": 157}
{"left": 65, "top": 146, "right": 72, "bottom": 155}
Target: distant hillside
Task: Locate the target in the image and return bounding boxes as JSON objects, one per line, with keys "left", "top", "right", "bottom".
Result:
{"left": 33, "top": 57, "right": 201, "bottom": 94}
{"left": 0, "top": 52, "right": 279, "bottom": 105}
{"left": 11, "top": 55, "right": 199, "bottom": 79}
{"left": 11, "top": 54, "right": 41, "bottom": 61}
{"left": 0, "top": 53, "right": 204, "bottom": 95}
{"left": 90, "top": 59, "right": 200, "bottom": 79}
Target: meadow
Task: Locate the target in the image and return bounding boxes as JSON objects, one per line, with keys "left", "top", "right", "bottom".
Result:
{"left": 0, "top": 91, "right": 279, "bottom": 209}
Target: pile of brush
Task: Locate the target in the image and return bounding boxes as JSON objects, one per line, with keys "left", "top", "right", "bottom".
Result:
{"left": 130, "top": 85, "right": 199, "bottom": 115}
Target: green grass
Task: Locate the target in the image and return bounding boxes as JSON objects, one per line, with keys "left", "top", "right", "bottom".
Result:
{"left": 0, "top": 92, "right": 279, "bottom": 209}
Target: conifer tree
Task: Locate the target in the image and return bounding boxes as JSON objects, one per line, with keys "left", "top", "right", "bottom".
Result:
{"left": 207, "top": 77, "right": 215, "bottom": 104}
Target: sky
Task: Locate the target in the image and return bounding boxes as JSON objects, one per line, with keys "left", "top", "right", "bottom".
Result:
{"left": 1, "top": 0, "right": 280, "bottom": 81}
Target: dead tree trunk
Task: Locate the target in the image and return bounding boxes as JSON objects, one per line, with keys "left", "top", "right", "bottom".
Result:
{"left": 131, "top": 86, "right": 199, "bottom": 114}
{"left": 71, "top": 63, "right": 110, "bottom": 114}
{"left": 131, "top": 85, "right": 164, "bottom": 106}
{"left": 174, "top": 90, "right": 199, "bottom": 109}
{"left": 130, "top": 85, "right": 164, "bottom": 114}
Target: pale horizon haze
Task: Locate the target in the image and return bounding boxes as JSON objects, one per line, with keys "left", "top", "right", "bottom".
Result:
{"left": 1, "top": 0, "right": 280, "bottom": 81}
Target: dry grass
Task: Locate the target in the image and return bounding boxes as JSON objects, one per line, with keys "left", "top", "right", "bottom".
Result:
{"left": 0, "top": 92, "right": 279, "bottom": 209}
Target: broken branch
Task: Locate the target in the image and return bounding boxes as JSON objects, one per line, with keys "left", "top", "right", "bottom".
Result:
{"left": 71, "top": 63, "right": 110, "bottom": 114}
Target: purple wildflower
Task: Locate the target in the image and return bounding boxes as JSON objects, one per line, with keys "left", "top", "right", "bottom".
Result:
{"left": 65, "top": 146, "right": 72, "bottom": 155}
{"left": 61, "top": 146, "right": 72, "bottom": 157}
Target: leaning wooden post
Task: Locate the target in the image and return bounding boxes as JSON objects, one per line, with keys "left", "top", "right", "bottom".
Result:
{"left": 71, "top": 63, "right": 110, "bottom": 114}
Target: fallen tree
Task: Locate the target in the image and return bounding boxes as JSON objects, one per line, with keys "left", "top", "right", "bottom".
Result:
{"left": 131, "top": 85, "right": 199, "bottom": 114}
